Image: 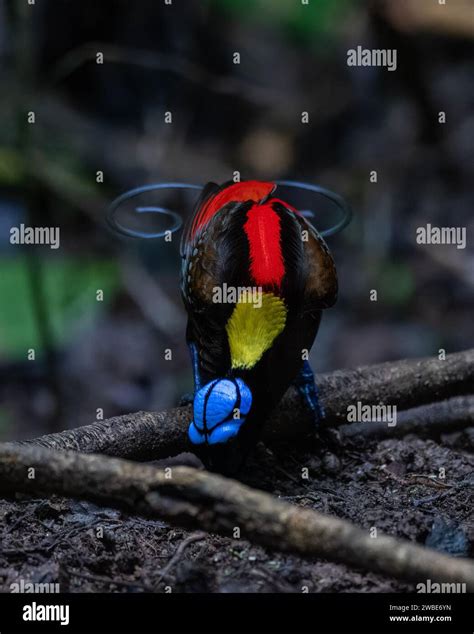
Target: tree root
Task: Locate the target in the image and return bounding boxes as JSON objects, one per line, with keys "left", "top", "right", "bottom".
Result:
{"left": 8, "top": 349, "right": 473, "bottom": 461}
{"left": 339, "top": 395, "right": 474, "bottom": 442}
{"left": 1, "top": 443, "right": 473, "bottom": 590}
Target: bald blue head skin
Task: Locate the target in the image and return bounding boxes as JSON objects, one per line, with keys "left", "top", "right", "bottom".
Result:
{"left": 188, "top": 378, "right": 252, "bottom": 446}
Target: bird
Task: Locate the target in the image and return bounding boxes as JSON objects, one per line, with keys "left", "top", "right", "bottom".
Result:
{"left": 180, "top": 180, "right": 338, "bottom": 473}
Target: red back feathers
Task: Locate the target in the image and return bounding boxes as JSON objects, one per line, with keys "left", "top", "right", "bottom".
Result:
{"left": 189, "top": 181, "right": 275, "bottom": 240}
{"left": 184, "top": 180, "right": 302, "bottom": 290}
{"left": 244, "top": 203, "right": 285, "bottom": 287}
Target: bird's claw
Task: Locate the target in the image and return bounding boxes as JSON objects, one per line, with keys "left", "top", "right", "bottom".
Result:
{"left": 293, "top": 360, "right": 325, "bottom": 426}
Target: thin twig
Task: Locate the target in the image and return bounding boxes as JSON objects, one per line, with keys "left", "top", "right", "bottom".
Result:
{"left": 157, "top": 532, "right": 207, "bottom": 581}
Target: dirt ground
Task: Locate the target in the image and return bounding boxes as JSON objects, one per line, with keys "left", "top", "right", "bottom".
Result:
{"left": 1, "top": 426, "right": 473, "bottom": 594}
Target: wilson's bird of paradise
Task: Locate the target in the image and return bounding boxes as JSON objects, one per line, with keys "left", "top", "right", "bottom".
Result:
{"left": 180, "top": 180, "right": 339, "bottom": 473}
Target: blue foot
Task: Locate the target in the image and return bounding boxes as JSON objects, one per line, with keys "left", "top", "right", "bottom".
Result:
{"left": 293, "top": 360, "right": 325, "bottom": 425}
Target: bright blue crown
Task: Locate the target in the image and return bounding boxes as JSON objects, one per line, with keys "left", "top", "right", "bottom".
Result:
{"left": 188, "top": 378, "right": 252, "bottom": 446}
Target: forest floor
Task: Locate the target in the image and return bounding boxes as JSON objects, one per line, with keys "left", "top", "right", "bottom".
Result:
{"left": 1, "top": 429, "right": 473, "bottom": 593}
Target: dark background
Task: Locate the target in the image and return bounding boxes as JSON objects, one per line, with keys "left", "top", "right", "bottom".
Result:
{"left": 1, "top": 0, "right": 473, "bottom": 440}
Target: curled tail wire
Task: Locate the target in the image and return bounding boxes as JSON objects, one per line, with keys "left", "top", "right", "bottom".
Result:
{"left": 106, "top": 182, "right": 202, "bottom": 239}
{"left": 107, "top": 180, "right": 352, "bottom": 240}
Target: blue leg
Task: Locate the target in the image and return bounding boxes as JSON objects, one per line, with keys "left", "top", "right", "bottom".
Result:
{"left": 189, "top": 342, "right": 203, "bottom": 392}
{"left": 179, "top": 343, "right": 203, "bottom": 406}
{"left": 293, "top": 360, "right": 325, "bottom": 425}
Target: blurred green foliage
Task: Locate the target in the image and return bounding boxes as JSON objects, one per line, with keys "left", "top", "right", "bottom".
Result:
{"left": 0, "top": 148, "right": 25, "bottom": 186}
{"left": 377, "top": 262, "right": 416, "bottom": 307}
{"left": 213, "top": 0, "right": 353, "bottom": 45}
{"left": 0, "top": 257, "right": 120, "bottom": 358}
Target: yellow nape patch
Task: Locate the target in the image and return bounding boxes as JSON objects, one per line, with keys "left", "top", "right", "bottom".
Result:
{"left": 226, "top": 293, "right": 287, "bottom": 370}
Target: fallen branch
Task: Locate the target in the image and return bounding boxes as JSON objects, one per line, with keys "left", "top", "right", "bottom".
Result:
{"left": 339, "top": 395, "right": 474, "bottom": 442}
{"left": 1, "top": 443, "right": 473, "bottom": 590}
{"left": 10, "top": 349, "right": 473, "bottom": 461}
